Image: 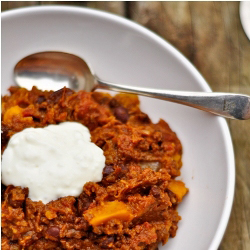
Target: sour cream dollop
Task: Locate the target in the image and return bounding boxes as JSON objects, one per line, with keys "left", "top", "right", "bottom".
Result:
{"left": 2, "top": 122, "right": 105, "bottom": 204}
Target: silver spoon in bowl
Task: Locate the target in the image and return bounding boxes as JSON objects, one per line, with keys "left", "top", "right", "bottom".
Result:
{"left": 14, "top": 51, "right": 250, "bottom": 120}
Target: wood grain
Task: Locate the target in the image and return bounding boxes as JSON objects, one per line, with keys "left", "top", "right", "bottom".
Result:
{"left": 2, "top": 2, "right": 250, "bottom": 250}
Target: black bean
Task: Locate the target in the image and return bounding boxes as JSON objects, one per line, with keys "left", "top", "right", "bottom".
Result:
{"left": 109, "top": 98, "right": 120, "bottom": 108}
{"left": 37, "top": 96, "right": 46, "bottom": 104}
{"left": 48, "top": 88, "right": 74, "bottom": 104}
{"left": 32, "top": 117, "right": 41, "bottom": 122}
{"left": 113, "top": 106, "right": 129, "bottom": 123}
{"left": 48, "top": 89, "right": 64, "bottom": 104}
{"left": 18, "top": 101, "right": 29, "bottom": 108}
{"left": 9, "top": 240, "right": 18, "bottom": 245}
{"left": 103, "top": 165, "right": 114, "bottom": 177}
{"left": 1, "top": 124, "right": 9, "bottom": 148}
{"left": 77, "top": 193, "right": 93, "bottom": 214}
{"left": 100, "top": 236, "right": 114, "bottom": 249}
{"left": 47, "top": 226, "right": 60, "bottom": 237}
{"left": 151, "top": 186, "right": 161, "bottom": 198}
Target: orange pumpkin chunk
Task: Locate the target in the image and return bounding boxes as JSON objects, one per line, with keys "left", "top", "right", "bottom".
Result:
{"left": 168, "top": 180, "right": 188, "bottom": 202}
{"left": 3, "top": 105, "right": 24, "bottom": 123}
{"left": 84, "top": 201, "right": 133, "bottom": 226}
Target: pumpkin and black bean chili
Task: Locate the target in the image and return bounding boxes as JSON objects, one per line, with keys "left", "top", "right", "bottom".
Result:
{"left": 1, "top": 86, "right": 188, "bottom": 250}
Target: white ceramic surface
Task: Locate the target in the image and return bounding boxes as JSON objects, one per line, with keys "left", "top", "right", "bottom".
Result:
{"left": 240, "top": 1, "right": 250, "bottom": 40}
{"left": 1, "top": 6, "right": 235, "bottom": 250}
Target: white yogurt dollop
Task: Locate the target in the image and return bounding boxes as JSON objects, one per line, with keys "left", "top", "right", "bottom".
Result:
{"left": 1, "top": 122, "right": 105, "bottom": 204}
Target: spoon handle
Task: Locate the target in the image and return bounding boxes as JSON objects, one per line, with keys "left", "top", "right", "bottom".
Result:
{"left": 96, "top": 79, "right": 250, "bottom": 120}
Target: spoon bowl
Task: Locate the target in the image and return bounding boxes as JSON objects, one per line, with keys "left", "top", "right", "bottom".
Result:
{"left": 14, "top": 51, "right": 250, "bottom": 120}
{"left": 14, "top": 51, "right": 96, "bottom": 92}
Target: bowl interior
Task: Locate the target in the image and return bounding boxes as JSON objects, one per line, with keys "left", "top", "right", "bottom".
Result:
{"left": 1, "top": 6, "right": 235, "bottom": 250}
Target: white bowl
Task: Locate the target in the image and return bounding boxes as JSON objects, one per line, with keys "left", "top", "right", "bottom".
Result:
{"left": 1, "top": 6, "right": 235, "bottom": 250}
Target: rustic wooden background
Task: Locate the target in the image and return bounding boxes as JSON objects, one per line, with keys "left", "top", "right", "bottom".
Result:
{"left": 2, "top": 2, "right": 250, "bottom": 250}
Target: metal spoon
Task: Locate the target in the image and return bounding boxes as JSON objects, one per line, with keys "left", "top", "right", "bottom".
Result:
{"left": 14, "top": 51, "right": 250, "bottom": 120}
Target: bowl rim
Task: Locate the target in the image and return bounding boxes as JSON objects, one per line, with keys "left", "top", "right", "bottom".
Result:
{"left": 1, "top": 5, "right": 235, "bottom": 250}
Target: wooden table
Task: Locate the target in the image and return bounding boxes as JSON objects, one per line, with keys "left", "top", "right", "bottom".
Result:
{"left": 2, "top": 2, "right": 250, "bottom": 250}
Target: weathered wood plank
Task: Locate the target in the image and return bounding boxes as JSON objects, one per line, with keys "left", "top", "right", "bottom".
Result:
{"left": 129, "top": 2, "right": 194, "bottom": 61}
{"left": 39, "top": 1, "right": 125, "bottom": 16}
{"left": 1, "top": 1, "right": 39, "bottom": 11}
